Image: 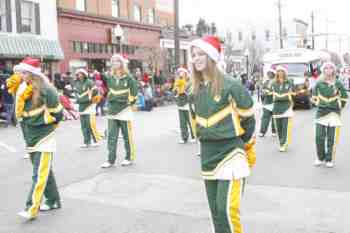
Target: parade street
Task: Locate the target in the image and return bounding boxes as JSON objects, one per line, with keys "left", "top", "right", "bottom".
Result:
{"left": 1, "top": 104, "right": 350, "bottom": 233}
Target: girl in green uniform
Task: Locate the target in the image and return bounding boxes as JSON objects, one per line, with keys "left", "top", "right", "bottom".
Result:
{"left": 173, "top": 67, "right": 196, "bottom": 144}
{"left": 312, "top": 62, "right": 348, "bottom": 168}
{"left": 272, "top": 65, "right": 294, "bottom": 152}
{"left": 74, "top": 68, "right": 102, "bottom": 148}
{"left": 100, "top": 54, "right": 138, "bottom": 168}
{"left": 259, "top": 68, "right": 277, "bottom": 137}
{"left": 190, "top": 36, "right": 256, "bottom": 233}
{"left": 13, "top": 58, "right": 63, "bottom": 220}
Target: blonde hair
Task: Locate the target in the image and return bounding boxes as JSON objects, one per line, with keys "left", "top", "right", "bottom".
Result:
{"left": 276, "top": 70, "right": 287, "bottom": 83}
{"left": 110, "top": 56, "right": 129, "bottom": 76}
{"left": 30, "top": 74, "right": 55, "bottom": 108}
{"left": 191, "top": 56, "right": 224, "bottom": 97}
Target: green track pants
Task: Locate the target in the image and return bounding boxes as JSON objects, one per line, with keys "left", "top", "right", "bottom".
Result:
{"left": 80, "top": 114, "right": 102, "bottom": 145}
{"left": 274, "top": 117, "right": 292, "bottom": 147}
{"left": 25, "top": 152, "right": 60, "bottom": 217}
{"left": 315, "top": 124, "right": 340, "bottom": 162}
{"left": 178, "top": 109, "right": 195, "bottom": 142}
{"left": 259, "top": 109, "right": 276, "bottom": 135}
{"left": 107, "top": 119, "right": 135, "bottom": 163}
{"left": 205, "top": 179, "right": 244, "bottom": 233}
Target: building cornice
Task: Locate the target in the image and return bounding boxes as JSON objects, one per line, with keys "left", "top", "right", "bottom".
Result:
{"left": 57, "top": 8, "right": 161, "bottom": 33}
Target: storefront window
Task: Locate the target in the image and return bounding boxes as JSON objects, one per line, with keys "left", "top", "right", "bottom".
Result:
{"left": 112, "top": 0, "right": 119, "bottom": 18}
{"left": 76, "top": 0, "right": 86, "bottom": 12}
{"left": 0, "top": 0, "right": 6, "bottom": 32}
{"left": 134, "top": 5, "right": 142, "bottom": 22}
{"left": 148, "top": 8, "right": 155, "bottom": 24}
{"left": 21, "top": 1, "right": 35, "bottom": 33}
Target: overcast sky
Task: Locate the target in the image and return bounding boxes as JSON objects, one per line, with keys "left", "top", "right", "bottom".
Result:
{"left": 179, "top": 0, "right": 350, "bottom": 52}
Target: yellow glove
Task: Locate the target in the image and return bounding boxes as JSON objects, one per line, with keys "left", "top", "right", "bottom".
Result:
{"left": 92, "top": 95, "right": 102, "bottom": 104}
{"left": 244, "top": 139, "right": 256, "bottom": 168}
{"left": 15, "top": 85, "right": 33, "bottom": 119}
{"left": 6, "top": 74, "right": 22, "bottom": 95}
{"left": 44, "top": 109, "right": 56, "bottom": 124}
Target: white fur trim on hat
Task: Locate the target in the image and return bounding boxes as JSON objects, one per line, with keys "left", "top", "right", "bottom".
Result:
{"left": 275, "top": 65, "right": 288, "bottom": 74}
{"left": 190, "top": 39, "right": 220, "bottom": 63}
{"left": 15, "top": 62, "right": 41, "bottom": 76}
{"left": 177, "top": 68, "right": 188, "bottom": 75}
{"left": 111, "top": 54, "right": 129, "bottom": 64}
{"left": 321, "top": 62, "right": 336, "bottom": 72}
{"left": 75, "top": 68, "right": 88, "bottom": 77}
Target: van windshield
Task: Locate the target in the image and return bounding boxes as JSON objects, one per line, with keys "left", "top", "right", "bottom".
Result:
{"left": 279, "top": 63, "right": 307, "bottom": 77}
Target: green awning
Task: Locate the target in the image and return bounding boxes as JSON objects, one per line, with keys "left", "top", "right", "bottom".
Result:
{"left": 0, "top": 34, "right": 64, "bottom": 60}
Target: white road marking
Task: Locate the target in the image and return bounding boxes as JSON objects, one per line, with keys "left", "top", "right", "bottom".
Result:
{"left": 0, "top": 141, "right": 17, "bottom": 153}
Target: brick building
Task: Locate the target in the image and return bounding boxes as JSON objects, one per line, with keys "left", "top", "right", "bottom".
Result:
{"left": 57, "top": 0, "right": 174, "bottom": 74}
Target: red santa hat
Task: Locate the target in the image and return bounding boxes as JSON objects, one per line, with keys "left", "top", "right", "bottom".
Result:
{"left": 275, "top": 64, "right": 288, "bottom": 75}
{"left": 321, "top": 62, "right": 336, "bottom": 73}
{"left": 13, "top": 57, "right": 49, "bottom": 82}
{"left": 190, "top": 36, "right": 222, "bottom": 63}
{"left": 177, "top": 67, "right": 189, "bottom": 76}
{"left": 111, "top": 53, "right": 129, "bottom": 64}
{"left": 75, "top": 68, "right": 88, "bottom": 77}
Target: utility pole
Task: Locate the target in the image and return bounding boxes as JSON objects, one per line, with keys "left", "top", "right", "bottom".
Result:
{"left": 311, "top": 11, "right": 315, "bottom": 50}
{"left": 174, "top": 0, "right": 180, "bottom": 70}
{"left": 277, "top": 0, "right": 283, "bottom": 49}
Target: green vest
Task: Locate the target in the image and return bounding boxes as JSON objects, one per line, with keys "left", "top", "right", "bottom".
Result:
{"left": 22, "top": 87, "right": 63, "bottom": 147}
{"left": 262, "top": 79, "right": 274, "bottom": 105}
{"left": 103, "top": 73, "right": 138, "bottom": 115}
{"left": 272, "top": 79, "right": 294, "bottom": 115}
{"left": 74, "top": 78, "right": 97, "bottom": 112}
{"left": 313, "top": 79, "right": 348, "bottom": 118}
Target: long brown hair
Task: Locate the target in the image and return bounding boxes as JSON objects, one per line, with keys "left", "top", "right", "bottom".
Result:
{"left": 30, "top": 74, "right": 55, "bottom": 108}
{"left": 191, "top": 56, "right": 224, "bottom": 97}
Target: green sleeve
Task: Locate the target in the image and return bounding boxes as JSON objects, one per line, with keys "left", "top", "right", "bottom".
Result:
{"left": 46, "top": 88, "right": 64, "bottom": 123}
{"left": 230, "top": 81, "right": 256, "bottom": 144}
{"left": 129, "top": 77, "right": 138, "bottom": 105}
{"left": 337, "top": 81, "right": 348, "bottom": 108}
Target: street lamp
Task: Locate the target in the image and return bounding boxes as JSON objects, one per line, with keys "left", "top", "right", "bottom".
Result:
{"left": 114, "top": 24, "right": 124, "bottom": 54}
{"left": 244, "top": 48, "right": 249, "bottom": 79}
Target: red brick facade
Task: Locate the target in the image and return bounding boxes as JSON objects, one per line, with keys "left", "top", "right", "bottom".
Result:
{"left": 58, "top": 9, "right": 161, "bottom": 73}
{"left": 57, "top": 0, "right": 174, "bottom": 73}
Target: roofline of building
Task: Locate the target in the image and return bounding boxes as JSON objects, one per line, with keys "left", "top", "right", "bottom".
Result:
{"left": 57, "top": 8, "right": 162, "bottom": 33}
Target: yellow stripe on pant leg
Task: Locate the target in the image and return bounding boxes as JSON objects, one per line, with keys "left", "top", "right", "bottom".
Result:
{"left": 286, "top": 118, "right": 293, "bottom": 147}
{"left": 188, "top": 111, "right": 197, "bottom": 138}
{"left": 28, "top": 152, "right": 52, "bottom": 217}
{"left": 332, "top": 127, "right": 340, "bottom": 162}
{"left": 227, "top": 180, "right": 243, "bottom": 233}
{"left": 127, "top": 121, "right": 136, "bottom": 161}
{"left": 90, "top": 114, "right": 102, "bottom": 142}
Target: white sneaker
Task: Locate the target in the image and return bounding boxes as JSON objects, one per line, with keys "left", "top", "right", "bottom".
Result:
{"left": 272, "top": 133, "right": 277, "bottom": 137}
{"left": 100, "top": 161, "right": 115, "bottom": 168}
{"left": 178, "top": 139, "right": 186, "bottom": 144}
{"left": 314, "top": 159, "right": 324, "bottom": 166}
{"left": 80, "top": 144, "right": 89, "bottom": 148}
{"left": 23, "top": 153, "right": 30, "bottom": 159}
{"left": 189, "top": 138, "right": 197, "bottom": 143}
{"left": 40, "top": 203, "right": 61, "bottom": 211}
{"left": 258, "top": 133, "right": 265, "bottom": 137}
{"left": 279, "top": 146, "right": 287, "bottom": 152}
{"left": 18, "top": 211, "right": 36, "bottom": 220}
{"left": 90, "top": 142, "right": 100, "bottom": 147}
{"left": 121, "top": 159, "right": 133, "bottom": 166}
{"left": 325, "top": 162, "right": 334, "bottom": 168}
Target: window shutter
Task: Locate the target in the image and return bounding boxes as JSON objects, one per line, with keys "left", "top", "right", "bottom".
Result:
{"left": 15, "top": 0, "right": 21, "bottom": 33}
{"left": 34, "top": 3, "right": 40, "bottom": 34}
{"left": 5, "top": 0, "right": 12, "bottom": 32}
